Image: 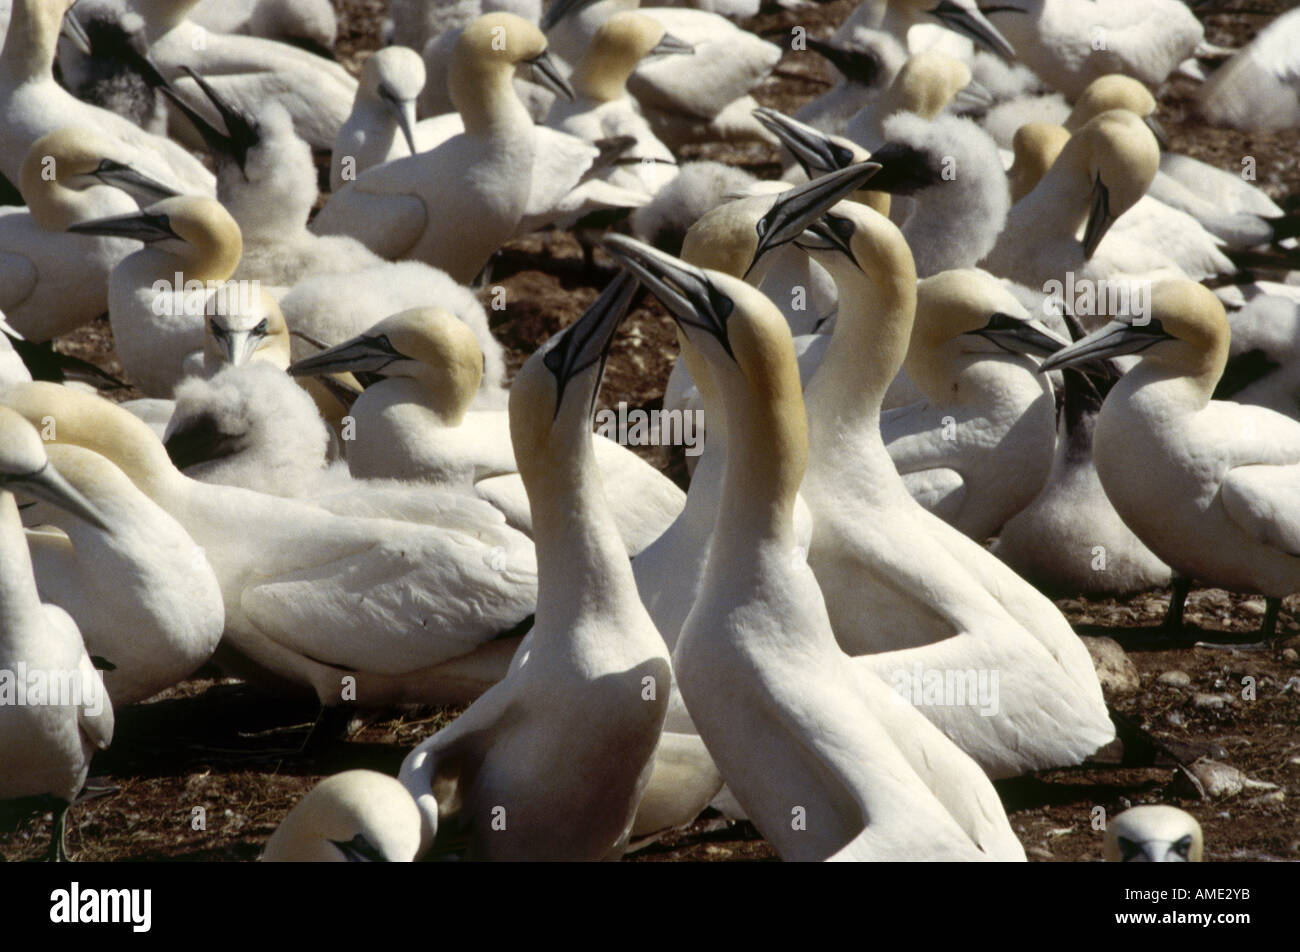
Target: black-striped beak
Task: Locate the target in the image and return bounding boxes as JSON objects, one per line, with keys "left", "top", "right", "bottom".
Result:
{"left": 748, "top": 161, "right": 881, "bottom": 276}
{"left": 2, "top": 462, "right": 110, "bottom": 533}
{"left": 89, "top": 158, "right": 180, "bottom": 206}
{"left": 1038, "top": 318, "right": 1171, "bottom": 373}
{"left": 541, "top": 270, "right": 639, "bottom": 416}
{"left": 289, "top": 333, "right": 407, "bottom": 378}
{"left": 964, "top": 312, "right": 1071, "bottom": 357}
{"left": 753, "top": 107, "right": 859, "bottom": 179}
{"left": 1082, "top": 175, "right": 1114, "bottom": 259}
{"left": 162, "top": 67, "right": 261, "bottom": 176}
{"left": 931, "top": 0, "right": 1016, "bottom": 62}
{"left": 68, "top": 209, "right": 179, "bottom": 242}
{"left": 525, "top": 50, "right": 576, "bottom": 102}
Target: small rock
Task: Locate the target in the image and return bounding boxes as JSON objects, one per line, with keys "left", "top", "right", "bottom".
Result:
{"left": 1175, "top": 759, "right": 1244, "bottom": 800}
{"left": 1166, "top": 711, "right": 1184, "bottom": 727}
{"left": 1282, "top": 648, "right": 1298, "bottom": 663}
{"left": 1157, "top": 670, "right": 1192, "bottom": 688}
{"left": 1026, "top": 846, "right": 1054, "bottom": 861}
{"left": 1242, "top": 597, "right": 1267, "bottom": 616}
{"left": 1082, "top": 636, "right": 1140, "bottom": 696}
{"left": 1192, "top": 693, "right": 1225, "bottom": 710}
{"left": 1245, "top": 790, "right": 1285, "bottom": 808}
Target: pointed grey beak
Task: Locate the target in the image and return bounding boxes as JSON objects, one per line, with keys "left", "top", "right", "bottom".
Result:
{"left": 3, "top": 462, "right": 110, "bottom": 533}
{"left": 1082, "top": 175, "right": 1114, "bottom": 258}
{"left": 542, "top": 270, "right": 638, "bottom": 415}
{"left": 68, "top": 209, "right": 179, "bottom": 242}
{"left": 930, "top": 0, "right": 1016, "bottom": 62}
{"left": 379, "top": 85, "right": 419, "bottom": 156}
{"left": 540, "top": 0, "right": 599, "bottom": 32}
{"left": 1038, "top": 318, "right": 1170, "bottom": 373}
{"left": 753, "top": 107, "right": 859, "bottom": 178}
{"left": 804, "top": 37, "right": 886, "bottom": 86}
{"left": 162, "top": 67, "right": 260, "bottom": 174}
{"left": 748, "top": 161, "right": 881, "bottom": 275}
{"left": 61, "top": 7, "right": 93, "bottom": 56}
{"left": 525, "top": 51, "right": 575, "bottom": 102}
{"left": 289, "top": 333, "right": 406, "bottom": 378}
{"left": 952, "top": 78, "right": 995, "bottom": 111}
{"left": 649, "top": 33, "right": 694, "bottom": 57}
{"left": 965, "top": 312, "right": 1071, "bottom": 357}
{"left": 210, "top": 318, "right": 271, "bottom": 367}
{"left": 91, "top": 159, "right": 181, "bottom": 207}
{"left": 603, "top": 234, "right": 735, "bottom": 360}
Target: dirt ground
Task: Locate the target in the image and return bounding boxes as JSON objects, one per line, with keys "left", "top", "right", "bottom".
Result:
{"left": 3, "top": 0, "right": 1299, "bottom": 863}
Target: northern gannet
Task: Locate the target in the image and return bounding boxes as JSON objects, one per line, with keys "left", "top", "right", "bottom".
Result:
{"left": 831, "top": 0, "right": 1017, "bottom": 63}
{"left": 263, "top": 770, "right": 424, "bottom": 862}
{"left": 1039, "top": 280, "right": 1300, "bottom": 643}
{"left": 882, "top": 269, "right": 1066, "bottom": 538}
{"left": 788, "top": 201, "right": 1114, "bottom": 777}
{"left": 1197, "top": 7, "right": 1300, "bottom": 134}
{"left": 791, "top": 28, "right": 908, "bottom": 136}
{"left": 22, "top": 442, "right": 224, "bottom": 706}
{"left": 604, "top": 235, "right": 1025, "bottom": 861}
{"left": 68, "top": 196, "right": 243, "bottom": 397}
{"left": 843, "top": 49, "right": 979, "bottom": 151}
{"left": 3, "top": 381, "right": 539, "bottom": 710}
{"left": 0, "top": 0, "right": 214, "bottom": 196}
{"left": 0, "top": 128, "right": 178, "bottom": 342}
{"left": 1103, "top": 805, "right": 1203, "bottom": 861}
{"left": 398, "top": 275, "right": 671, "bottom": 860}
{"left": 190, "top": 0, "right": 337, "bottom": 53}
{"left": 311, "top": 13, "right": 576, "bottom": 284}
{"left": 331, "top": 46, "right": 425, "bottom": 194}
{"left": 288, "top": 307, "right": 684, "bottom": 556}
{"left": 0, "top": 406, "right": 115, "bottom": 861}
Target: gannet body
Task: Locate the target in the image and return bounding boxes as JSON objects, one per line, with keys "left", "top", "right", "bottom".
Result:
{"left": 1197, "top": 7, "right": 1300, "bottom": 134}
{"left": 398, "top": 276, "right": 671, "bottom": 860}
{"left": 0, "top": 406, "right": 115, "bottom": 861}
{"left": 190, "top": 0, "right": 337, "bottom": 52}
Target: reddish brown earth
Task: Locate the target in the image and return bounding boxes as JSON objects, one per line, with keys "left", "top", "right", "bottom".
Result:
{"left": 3, "top": 0, "right": 1298, "bottom": 862}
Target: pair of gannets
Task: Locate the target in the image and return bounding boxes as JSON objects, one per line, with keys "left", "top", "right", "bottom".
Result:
{"left": 0, "top": 407, "right": 115, "bottom": 861}
{"left": 3, "top": 381, "right": 539, "bottom": 711}
{"left": 312, "top": 14, "right": 576, "bottom": 284}
{"left": 1041, "top": 281, "right": 1300, "bottom": 641}
{"left": 0, "top": 0, "right": 214, "bottom": 195}
{"left": 0, "top": 128, "right": 178, "bottom": 342}
{"left": 606, "top": 236, "right": 1025, "bottom": 861}
{"left": 399, "top": 275, "right": 671, "bottom": 860}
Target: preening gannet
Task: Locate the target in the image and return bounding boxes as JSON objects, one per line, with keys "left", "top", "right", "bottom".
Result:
{"left": 22, "top": 442, "right": 223, "bottom": 706}
{"left": 68, "top": 196, "right": 243, "bottom": 397}
{"left": 1103, "top": 805, "right": 1203, "bottom": 862}
{"left": 0, "top": 406, "right": 114, "bottom": 861}
{"left": 787, "top": 201, "right": 1114, "bottom": 778}
{"left": 0, "top": 0, "right": 214, "bottom": 196}
{"left": 1039, "top": 281, "right": 1300, "bottom": 643}
{"left": 311, "top": 13, "right": 576, "bottom": 284}
{"left": 398, "top": 275, "right": 671, "bottom": 860}
{"left": 288, "top": 306, "right": 684, "bottom": 556}
{"left": 0, "top": 128, "right": 178, "bottom": 342}
{"left": 882, "top": 269, "right": 1066, "bottom": 538}
{"left": 263, "top": 770, "right": 424, "bottom": 862}
{"left": 1197, "top": 6, "right": 1300, "bottom": 134}
{"left": 604, "top": 235, "right": 1025, "bottom": 861}
{"left": 2, "top": 381, "right": 539, "bottom": 710}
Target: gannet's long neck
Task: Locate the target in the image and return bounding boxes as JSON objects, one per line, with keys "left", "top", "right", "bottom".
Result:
{"left": 1, "top": 0, "right": 60, "bottom": 85}
{"left": 1112, "top": 348, "right": 1223, "bottom": 414}
{"left": 132, "top": 0, "right": 201, "bottom": 39}
{"left": 908, "top": 343, "right": 1041, "bottom": 407}
{"left": 25, "top": 179, "right": 100, "bottom": 232}
{"left": 573, "top": 49, "right": 633, "bottom": 103}
{"left": 1007, "top": 147, "right": 1089, "bottom": 248}
{"left": 451, "top": 62, "right": 533, "bottom": 139}
{"left": 0, "top": 491, "right": 44, "bottom": 637}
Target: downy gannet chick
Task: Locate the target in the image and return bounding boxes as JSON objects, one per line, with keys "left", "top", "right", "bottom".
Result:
{"left": 1103, "top": 805, "right": 1202, "bottom": 862}
{"left": 54, "top": 1, "right": 168, "bottom": 135}
{"left": 1040, "top": 281, "right": 1300, "bottom": 644}
{"left": 289, "top": 307, "right": 684, "bottom": 556}
{"left": 68, "top": 196, "right": 242, "bottom": 397}
{"left": 0, "top": 128, "right": 179, "bottom": 342}
{"left": 883, "top": 269, "right": 1066, "bottom": 539}
{"left": 312, "top": 13, "right": 576, "bottom": 284}
{"left": 22, "top": 442, "right": 224, "bottom": 706}
{"left": 604, "top": 235, "right": 1025, "bottom": 861}
{"left": 843, "top": 49, "right": 979, "bottom": 151}
{"left": 263, "top": 770, "right": 424, "bottom": 862}
{"left": 0, "top": 406, "right": 114, "bottom": 861}
{"left": 3, "top": 380, "right": 539, "bottom": 710}
{"left": 398, "top": 275, "right": 671, "bottom": 861}
{"left": 788, "top": 201, "right": 1114, "bottom": 778}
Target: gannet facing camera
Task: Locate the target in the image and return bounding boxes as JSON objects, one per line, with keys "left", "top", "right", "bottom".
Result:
{"left": 1040, "top": 281, "right": 1300, "bottom": 643}
{"left": 331, "top": 46, "right": 426, "bottom": 193}
{"left": 263, "top": 771, "right": 424, "bottom": 862}
{"left": 1103, "top": 805, "right": 1202, "bottom": 862}
{"left": 398, "top": 274, "right": 671, "bottom": 861}
{"left": 0, "top": 407, "right": 115, "bottom": 861}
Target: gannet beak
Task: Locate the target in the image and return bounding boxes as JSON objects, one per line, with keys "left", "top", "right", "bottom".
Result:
{"left": 1038, "top": 319, "right": 1171, "bottom": 373}
{"left": 753, "top": 107, "right": 859, "bottom": 179}
{"left": 1114, "top": 835, "right": 1197, "bottom": 862}
{"left": 966, "top": 313, "right": 1071, "bottom": 357}
{"left": 61, "top": 7, "right": 93, "bottom": 56}
{"left": 165, "top": 67, "right": 260, "bottom": 174}
{"left": 68, "top": 209, "right": 180, "bottom": 242}
{"left": 793, "top": 212, "right": 855, "bottom": 260}
{"left": 603, "top": 234, "right": 735, "bottom": 359}
{"left": 91, "top": 159, "right": 181, "bottom": 206}
{"left": 863, "top": 141, "right": 937, "bottom": 195}
{"left": 952, "top": 78, "right": 995, "bottom": 111}
{"left": 803, "top": 37, "right": 885, "bottom": 85}
{"left": 748, "top": 161, "right": 882, "bottom": 275}
{"left": 650, "top": 33, "right": 694, "bottom": 57}
{"left": 930, "top": 0, "right": 1016, "bottom": 61}
{"left": 380, "top": 85, "right": 420, "bottom": 156}
{"left": 1081, "top": 175, "right": 1114, "bottom": 258}
{"left": 211, "top": 319, "right": 270, "bottom": 367}
{"left": 1143, "top": 115, "right": 1168, "bottom": 150}
{"left": 288, "top": 333, "right": 406, "bottom": 378}
{"left": 526, "top": 51, "right": 576, "bottom": 102}
{"left": 2, "top": 462, "right": 109, "bottom": 533}
{"left": 540, "top": 0, "right": 599, "bottom": 32}
{"left": 329, "top": 834, "right": 389, "bottom": 863}
{"left": 542, "top": 270, "right": 639, "bottom": 415}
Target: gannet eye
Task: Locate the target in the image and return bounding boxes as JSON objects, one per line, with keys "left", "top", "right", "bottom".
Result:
{"left": 254, "top": 319, "right": 269, "bottom": 337}
{"left": 1118, "top": 837, "right": 1144, "bottom": 861}
{"left": 1170, "top": 835, "right": 1193, "bottom": 860}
